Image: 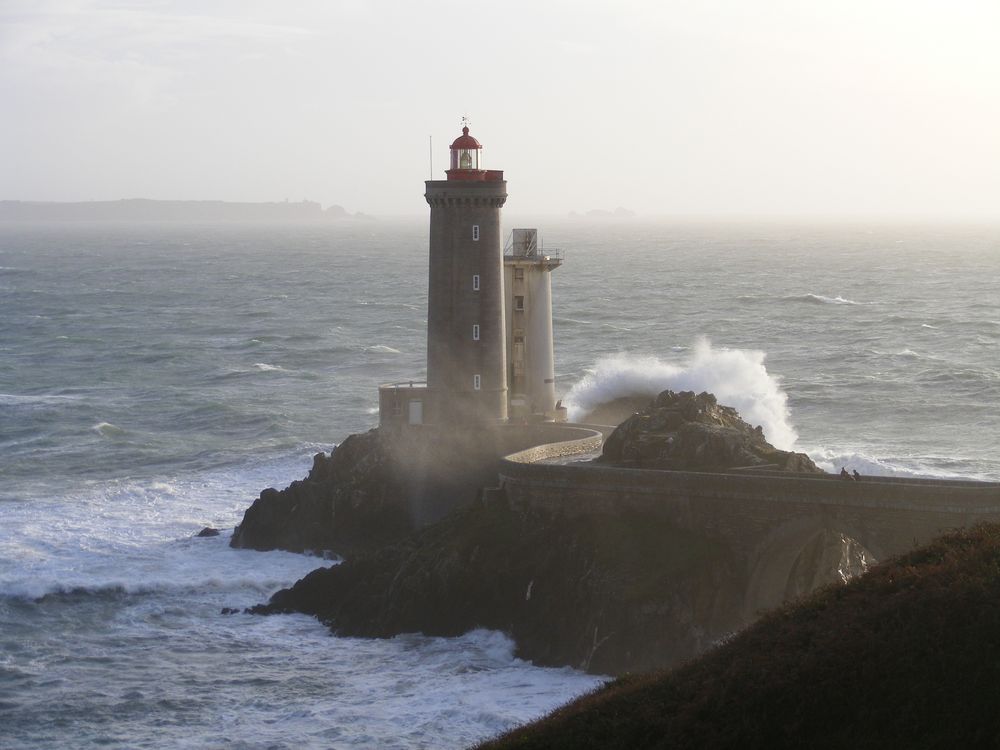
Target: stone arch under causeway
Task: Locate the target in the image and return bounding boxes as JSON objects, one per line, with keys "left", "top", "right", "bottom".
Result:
{"left": 742, "top": 515, "right": 885, "bottom": 620}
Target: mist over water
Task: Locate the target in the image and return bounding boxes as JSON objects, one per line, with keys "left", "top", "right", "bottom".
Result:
{"left": 1, "top": 219, "right": 999, "bottom": 748}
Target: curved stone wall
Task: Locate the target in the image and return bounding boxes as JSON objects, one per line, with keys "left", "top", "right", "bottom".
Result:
{"left": 501, "top": 425, "right": 603, "bottom": 465}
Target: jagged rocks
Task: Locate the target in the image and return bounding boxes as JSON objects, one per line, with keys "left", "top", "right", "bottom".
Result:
{"left": 599, "top": 390, "right": 823, "bottom": 473}
{"left": 230, "top": 429, "right": 412, "bottom": 555}
{"left": 248, "top": 496, "right": 744, "bottom": 676}
{"left": 229, "top": 425, "right": 538, "bottom": 556}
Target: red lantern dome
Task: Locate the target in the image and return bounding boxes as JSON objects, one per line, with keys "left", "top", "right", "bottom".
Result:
{"left": 444, "top": 122, "right": 503, "bottom": 182}
{"left": 450, "top": 126, "right": 481, "bottom": 152}
{"left": 449, "top": 126, "right": 483, "bottom": 174}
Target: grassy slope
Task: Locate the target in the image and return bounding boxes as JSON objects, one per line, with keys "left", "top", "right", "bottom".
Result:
{"left": 477, "top": 524, "right": 1000, "bottom": 750}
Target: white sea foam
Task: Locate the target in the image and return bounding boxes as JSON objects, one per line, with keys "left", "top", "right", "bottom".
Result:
{"left": 805, "top": 447, "right": 980, "bottom": 480}
{"left": 0, "top": 450, "right": 604, "bottom": 750}
{"left": 253, "top": 362, "right": 288, "bottom": 372}
{"left": 790, "top": 293, "right": 864, "bottom": 305}
{"left": 0, "top": 393, "right": 81, "bottom": 406}
{"left": 0, "top": 452, "right": 326, "bottom": 601}
{"left": 366, "top": 344, "right": 402, "bottom": 354}
{"left": 91, "top": 421, "right": 125, "bottom": 437}
{"left": 563, "top": 338, "right": 798, "bottom": 450}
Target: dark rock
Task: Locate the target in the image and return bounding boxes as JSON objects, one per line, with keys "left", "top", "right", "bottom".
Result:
{"left": 598, "top": 390, "right": 823, "bottom": 473}
{"left": 230, "top": 429, "right": 412, "bottom": 556}
{"left": 250, "top": 496, "right": 743, "bottom": 676}
{"left": 196, "top": 527, "right": 220, "bottom": 537}
{"left": 230, "top": 424, "right": 572, "bottom": 557}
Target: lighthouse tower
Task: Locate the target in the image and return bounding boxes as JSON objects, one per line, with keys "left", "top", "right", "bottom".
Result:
{"left": 423, "top": 123, "right": 509, "bottom": 425}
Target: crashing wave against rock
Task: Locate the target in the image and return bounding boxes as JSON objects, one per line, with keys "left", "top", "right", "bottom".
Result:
{"left": 598, "top": 390, "right": 823, "bottom": 474}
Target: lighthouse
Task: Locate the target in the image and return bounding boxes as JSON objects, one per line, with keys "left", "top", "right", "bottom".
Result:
{"left": 422, "top": 123, "right": 509, "bottom": 425}
{"left": 378, "top": 120, "right": 564, "bottom": 429}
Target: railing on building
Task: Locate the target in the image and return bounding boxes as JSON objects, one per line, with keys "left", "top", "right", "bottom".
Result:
{"left": 504, "top": 228, "right": 563, "bottom": 261}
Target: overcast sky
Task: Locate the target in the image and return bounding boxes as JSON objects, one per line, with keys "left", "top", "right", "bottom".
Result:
{"left": 2, "top": 0, "right": 999, "bottom": 219}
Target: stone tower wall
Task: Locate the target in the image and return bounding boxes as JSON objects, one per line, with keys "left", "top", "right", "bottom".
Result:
{"left": 424, "top": 180, "right": 508, "bottom": 424}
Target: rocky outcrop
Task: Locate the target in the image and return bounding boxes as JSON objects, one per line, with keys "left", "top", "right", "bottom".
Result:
{"left": 237, "top": 391, "right": 829, "bottom": 675}
{"left": 598, "top": 390, "right": 823, "bottom": 473}
{"left": 248, "top": 493, "right": 744, "bottom": 676}
{"left": 230, "top": 429, "right": 412, "bottom": 555}
{"left": 230, "top": 424, "right": 565, "bottom": 556}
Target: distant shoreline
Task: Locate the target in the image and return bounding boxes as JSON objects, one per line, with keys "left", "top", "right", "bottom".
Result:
{"left": 0, "top": 198, "right": 370, "bottom": 222}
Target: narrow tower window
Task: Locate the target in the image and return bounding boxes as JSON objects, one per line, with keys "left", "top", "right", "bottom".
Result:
{"left": 472, "top": 324, "right": 480, "bottom": 341}
{"left": 472, "top": 225, "right": 480, "bottom": 241}
{"left": 514, "top": 267, "right": 524, "bottom": 280}
{"left": 514, "top": 295, "right": 525, "bottom": 311}
{"left": 472, "top": 274, "right": 480, "bottom": 291}
{"left": 473, "top": 374, "right": 481, "bottom": 391}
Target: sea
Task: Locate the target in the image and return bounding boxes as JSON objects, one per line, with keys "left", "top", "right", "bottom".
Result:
{"left": 1, "top": 218, "right": 998, "bottom": 749}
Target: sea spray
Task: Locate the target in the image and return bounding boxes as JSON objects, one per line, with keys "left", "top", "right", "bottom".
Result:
{"left": 564, "top": 338, "right": 798, "bottom": 450}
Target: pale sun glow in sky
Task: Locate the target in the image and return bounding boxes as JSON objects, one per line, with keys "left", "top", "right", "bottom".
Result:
{"left": 1, "top": 0, "right": 998, "bottom": 218}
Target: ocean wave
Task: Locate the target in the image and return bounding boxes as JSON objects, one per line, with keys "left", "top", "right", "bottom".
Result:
{"left": 365, "top": 344, "right": 402, "bottom": 354}
{"left": 918, "top": 368, "right": 1000, "bottom": 387}
{"left": 252, "top": 362, "right": 289, "bottom": 372}
{"left": 786, "top": 293, "right": 866, "bottom": 306}
{"left": 0, "top": 393, "right": 82, "bottom": 407}
{"left": 562, "top": 338, "right": 798, "bottom": 450}
{"left": 356, "top": 300, "right": 420, "bottom": 311}
{"left": 0, "top": 565, "right": 338, "bottom": 604}
{"left": 805, "top": 447, "right": 988, "bottom": 480}
{"left": 92, "top": 421, "right": 126, "bottom": 437}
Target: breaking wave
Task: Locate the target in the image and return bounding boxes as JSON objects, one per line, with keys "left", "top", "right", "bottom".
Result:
{"left": 787, "top": 293, "right": 864, "bottom": 306}
{"left": 563, "top": 338, "right": 798, "bottom": 450}
{"left": 91, "top": 421, "right": 125, "bottom": 437}
{"left": 805, "top": 447, "right": 984, "bottom": 480}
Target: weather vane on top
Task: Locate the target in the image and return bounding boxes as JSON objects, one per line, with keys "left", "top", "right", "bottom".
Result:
{"left": 461, "top": 115, "right": 472, "bottom": 130}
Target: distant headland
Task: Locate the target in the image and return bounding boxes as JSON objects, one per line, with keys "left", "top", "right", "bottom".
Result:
{"left": 0, "top": 199, "right": 370, "bottom": 222}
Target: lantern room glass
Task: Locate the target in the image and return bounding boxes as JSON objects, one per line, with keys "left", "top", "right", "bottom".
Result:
{"left": 451, "top": 148, "right": 480, "bottom": 171}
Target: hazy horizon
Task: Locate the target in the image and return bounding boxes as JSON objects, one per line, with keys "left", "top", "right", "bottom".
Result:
{"left": 3, "top": 1, "right": 999, "bottom": 221}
